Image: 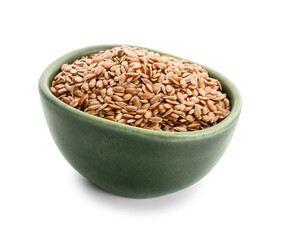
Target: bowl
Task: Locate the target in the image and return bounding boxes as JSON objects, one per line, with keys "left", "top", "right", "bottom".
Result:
{"left": 39, "top": 45, "right": 242, "bottom": 198}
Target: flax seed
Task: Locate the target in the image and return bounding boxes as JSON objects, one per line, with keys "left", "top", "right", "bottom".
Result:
{"left": 51, "top": 46, "right": 230, "bottom": 132}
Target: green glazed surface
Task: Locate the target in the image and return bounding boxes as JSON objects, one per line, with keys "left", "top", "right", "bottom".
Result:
{"left": 39, "top": 45, "right": 242, "bottom": 198}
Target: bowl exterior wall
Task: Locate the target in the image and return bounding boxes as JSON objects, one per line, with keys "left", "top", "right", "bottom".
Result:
{"left": 40, "top": 91, "right": 239, "bottom": 198}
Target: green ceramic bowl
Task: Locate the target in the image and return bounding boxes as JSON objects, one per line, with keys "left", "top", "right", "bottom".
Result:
{"left": 39, "top": 45, "right": 242, "bottom": 198}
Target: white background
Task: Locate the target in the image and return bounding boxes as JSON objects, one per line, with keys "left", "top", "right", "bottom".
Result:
{"left": 1, "top": 0, "right": 283, "bottom": 239}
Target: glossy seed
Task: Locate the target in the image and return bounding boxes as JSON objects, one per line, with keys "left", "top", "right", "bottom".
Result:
{"left": 51, "top": 46, "right": 230, "bottom": 132}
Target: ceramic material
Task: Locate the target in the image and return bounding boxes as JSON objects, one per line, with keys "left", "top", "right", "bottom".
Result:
{"left": 39, "top": 45, "right": 242, "bottom": 198}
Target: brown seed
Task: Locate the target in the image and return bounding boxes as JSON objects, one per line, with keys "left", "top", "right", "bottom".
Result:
{"left": 123, "top": 114, "right": 134, "bottom": 119}
{"left": 107, "top": 87, "right": 114, "bottom": 96}
{"left": 115, "top": 113, "right": 123, "bottom": 121}
{"left": 105, "top": 116, "right": 116, "bottom": 121}
{"left": 82, "top": 82, "right": 89, "bottom": 92}
{"left": 141, "top": 93, "right": 153, "bottom": 100}
{"left": 150, "top": 117, "right": 162, "bottom": 123}
{"left": 202, "top": 106, "right": 209, "bottom": 115}
{"left": 114, "top": 86, "right": 125, "bottom": 92}
{"left": 205, "top": 86, "right": 211, "bottom": 94}
{"left": 154, "top": 63, "right": 167, "bottom": 69}
{"left": 153, "top": 83, "right": 161, "bottom": 94}
{"left": 214, "top": 111, "right": 223, "bottom": 115}
{"left": 127, "top": 119, "right": 136, "bottom": 123}
{"left": 123, "top": 94, "right": 132, "bottom": 101}
{"left": 198, "top": 78, "right": 205, "bottom": 89}
{"left": 70, "top": 69, "right": 77, "bottom": 75}
{"left": 185, "top": 115, "right": 195, "bottom": 122}
{"left": 217, "top": 80, "right": 222, "bottom": 91}
{"left": 87, "top": 104, "right": 101, "bottom": 111}
{"left": 134, "top": 114, "right": 143, "bottom": 119}
{"left": 170, "top": 113, "right": 179, "bottom": 119}
{"left": 164, "top": 103, "right": 172, "bottom": 109}
{"left": 194, "top": 105, "right": 202, "bottom": 118}
{"left": 166, "top": 72, "right": 174, "bottom": 79}
{"left": 180, "top": 79, "right": 187, "bottom": 88}
{"left": 115, "top": 68, "right": 121, "bottom": 76}
{"left": 89, "top": 79, "right": 97, "bottom": 88}
{"left": 89, "top": 93, "right": 97, "bottom": 99}
{"left": 141, "top": 64, "right": 147, "bottom": 74}
{"left": 176, "top": 92, "right": 184, "bottom": 103}
{"left": 75, "top": 90, "right": 84, "bottom": 97}
{"left": 185, "top": 101, "right": 195, "bottom": 107}
{"left": 190, "top": 97, "right": 199, "bottom": 103}
{"left": 150, "top": 94, "right": 161, "bottom": 104}
{"left": 84, "top": 74, "right": 96, "bottom": 81}
{"left": 57, "top": 88, "right": 67, "bottom": 95}
{"left": 199, "top": 96, "right": 209, "bottom": 101}
{"left": 74, "top": 76, "right": 84, "bottom": 83}
{"left": 97, "top": 103, "right": 108, "bottom": 112}
{"left": 93, "top": 67, "right": 104, "bottom": 76}
{"left": 223, "top": 109, "right": 230, "bottom": 117}
{"left": 216, "top": 104, "right": 223, "bottom": 112}
{"left": 202, "top": 115, "right": 210, "bottom": 122}
{"left": 110, "top": 64, "right": 119, "bottom": 72}
{"left": 165, "top": 99, "right": 179, "bottom": 105}
{"left": 50, "top": 87, "right": 57, "bottom": 95}
{"left": 62, "top": 97, "right": 70, "bottom": 105}
{"left": 116, "top": 102, "right": 128, "bottom": 107}
{"left": 133, "top": 63, "right": 141, "bottom": 69}
{"left": 125, "top": 87, "right": 138, "bottom": 95}
{"left": 164, "top": 95, "right": 177, "bottom": 100}
{"left": 207, "top": 100, "right": 217, "bottom": 112}
{"left": 224, "top": 98, "right": 230, "bottom": 108}
{"left": 145, "top": 111, "right": 152, "bottom": 119}
{"left": 70, "top": 99, "right": 79, "bottom": 108}
{"left": 109, "top": 104, "right": 121, "bottom": 110}
{"left": 198, "top": 88, "right": 206, "bottom": 97}
{"left": 137, "top": 109, "right": 147, "bottom": 114}
{"left": 132, "top": 96, "right": 142, "bottom": 108}
{"left": 134, "top": 118, "right": 143, "bottom": 126}
{"left": 188, "top": 123, "right": 200, "bottom": 129}
{"left": 54, "top": 84, "right": 65, "bottom": 89}
{"left": 126, "top": 72, "right": 140, "bottom": 77}
{"left": 96, "top": 80, "right": 103, "bottom": 88}
{"left": 149, "top": 101, "right": 160, "bottom": 110}
{"left": 117, "top": 50, "right": 124, "bottom": 58}
{"left": 146, "top": 84, "right": 153, "bottom": 92}
{"left": 118, "top": 73, "right": 127, "bottom": 84}
{"left": 112, "top": 95, "right": 123, "bottom": 101}
{"left": 163, "top": 108, "right": 173, "bottom": 117}
{"left": 125, "top": 105, "right": 138, "bottom": 112}
{"left": 169, "top": 78, "right": 179, "bottom": 85}
{"left": 79, "top": 94, "right": 88, "bottom": 106}
{"left": 174, "top": 126, "right": 187, "bottom": 132}
{"left": 118, "top": 118, "right": 127, "bottom": 124}
{"left": 166, "top": 85, "right": 173, "bottom": 92}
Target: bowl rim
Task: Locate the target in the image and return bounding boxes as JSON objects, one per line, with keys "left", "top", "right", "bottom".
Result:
{"left": 39, "top": 44, "right": 242, "bottom": 139}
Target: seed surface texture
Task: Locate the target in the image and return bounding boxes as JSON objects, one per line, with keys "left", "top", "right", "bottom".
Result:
{"left": 51, "top": 46, "right": 230, "bottom": 132}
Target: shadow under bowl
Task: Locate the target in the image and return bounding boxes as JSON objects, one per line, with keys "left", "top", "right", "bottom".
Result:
{"left": 39, "top": 45, "right": 242, "bottom": 198}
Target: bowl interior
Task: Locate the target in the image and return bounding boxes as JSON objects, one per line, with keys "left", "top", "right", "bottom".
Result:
{"left": 39, "top": 45, "right": 242, "bottom": 139}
